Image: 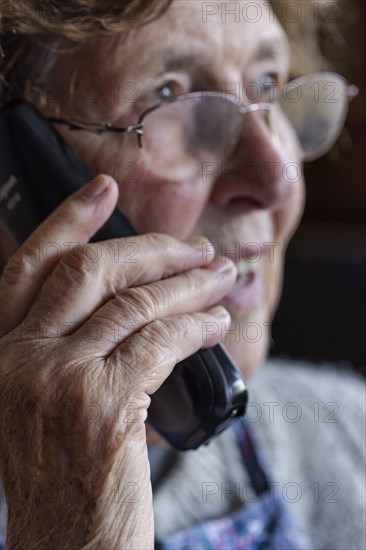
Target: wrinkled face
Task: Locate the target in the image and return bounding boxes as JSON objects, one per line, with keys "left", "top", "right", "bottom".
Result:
{"left": 48, "top": 0, "right": 305, "bottom": 378}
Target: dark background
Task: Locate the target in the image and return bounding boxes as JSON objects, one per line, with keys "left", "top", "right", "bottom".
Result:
{"left": 271, "top": 0, "right": 365, "bottom": 372}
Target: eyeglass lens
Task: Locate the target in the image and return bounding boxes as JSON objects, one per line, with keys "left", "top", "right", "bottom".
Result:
{"left": 141, "top": 74, "right": 348, "bottom": 182}
{"left": 278, "top": 74, "right": 348, "bottom": 161}
{"left": 141, "top": 96, "right": 242, "bottom": 181}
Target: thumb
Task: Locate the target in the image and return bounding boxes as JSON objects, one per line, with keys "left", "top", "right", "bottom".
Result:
{"left": 0, "top": 174, "right": 119, "bottom": 333}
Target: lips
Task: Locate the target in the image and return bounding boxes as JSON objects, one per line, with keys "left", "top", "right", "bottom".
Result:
{"left": 234, "top": 257, "right": 260, "bottom": 283}
{"left": 221, "top": 252, "right": 265, "bottom": 316}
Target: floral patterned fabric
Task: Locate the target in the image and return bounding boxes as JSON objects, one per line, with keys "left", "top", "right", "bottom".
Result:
{"left": 155, "top": 420, "right": 312, "bottom": 550}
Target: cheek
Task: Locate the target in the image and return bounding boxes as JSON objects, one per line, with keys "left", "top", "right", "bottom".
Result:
{"left": 113, "top": 151, "right": 212, "bottom": 237}
{"left": 225, "top": 308, "right": 271, "bottom": 380}
{"left": 272, "top": 113, "right": 306, "bottom": 243}
{"left": 273, "top": 174, "right": 305, "bottom": 244}
{"left": 266, "top": 175, "right": 305, "bottom": 314}
{"left": 61, "top": 130, "right": 211, "bottom": 237}
{"left": 116, "top": 175, "right": 208, "bottom": 237}
{"left": 229, "top": 179, "right": 305, "bottom": 380}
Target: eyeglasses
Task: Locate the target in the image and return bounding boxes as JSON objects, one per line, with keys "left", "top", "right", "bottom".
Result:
{"left": 49, "top": 72, "right": 358, "bottom": 183}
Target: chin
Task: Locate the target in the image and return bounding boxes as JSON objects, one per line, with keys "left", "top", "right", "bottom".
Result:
{"left": 226, "top": 331, "right": 269, "bottom": 380}
{"left": 222, "top": 300, "right": 271, "bottom": 380}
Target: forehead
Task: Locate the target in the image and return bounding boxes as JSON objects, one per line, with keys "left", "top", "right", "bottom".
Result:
{"left": 67, "top": 0, "right": 291, "bottom": 119}
{"left": 104, "top": 0, "right": 289, "bottom": 80}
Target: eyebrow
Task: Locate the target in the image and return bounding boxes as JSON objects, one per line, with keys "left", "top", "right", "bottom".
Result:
{"left": 253, "top": 39, "right": 289, "bottom": 62}
{"left": 162, "top": 54, "right": 205, "bottom": 73}
{"left": 161, "top": 37, "right": 289, "bottom": 74}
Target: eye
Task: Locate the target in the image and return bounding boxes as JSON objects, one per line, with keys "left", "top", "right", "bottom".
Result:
{"left": 245, "top": 73, "right": 280, "bottom": 102}
{"left": 258, "top": 74, "right": 278, "bottom": 91}
{"left": 147, "top": 81, "right": 180, "bottom": 103}
{"left": 257, "top": 74, "right": 279, "bottom": 99}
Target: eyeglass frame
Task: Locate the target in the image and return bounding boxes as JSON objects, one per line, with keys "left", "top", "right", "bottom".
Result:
{"left": 48, "top": 71, "right": 358, "bottom": 157}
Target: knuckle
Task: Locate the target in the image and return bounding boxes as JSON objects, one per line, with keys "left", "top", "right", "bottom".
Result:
{"left": 143, "top": 281, "right": 173, "bottom": 309}
{"left": 118, "top": 286, "right": 159, "bottom": 320}
{"left": 1, "top": 250, "right": 36, "bottom": 286}
{"left": 177, "top": 268, "right": 202, "bottom": 293}
{"left": 139, "top": 319, "right": 178, "bottom": 360}
{"left": 149, "top": 318, "right": 174, "bottom": 342}
{"left": 145, "top": 232, "right": 178, "bottom": 253}
{"left": 57, "top": 244, "right": 104, "bottom": 287}
{"left": 146, "top": 316, "right": 190, "bottom": 349}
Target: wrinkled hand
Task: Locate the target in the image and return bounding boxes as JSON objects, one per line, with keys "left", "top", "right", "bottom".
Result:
{"left": 0, "top": 175, "right": 236, "bottom": 549}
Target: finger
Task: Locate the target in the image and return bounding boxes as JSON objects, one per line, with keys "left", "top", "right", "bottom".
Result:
{"left": 0, "top": 175, "right": 119, "bottom": 333}
{"left": 26, "top": 234, "right": 217, "bottom": 329}
{"left": 73, "top": 258, "right": 236, "bottom": 353}
{"left": 109, "top": 306, "right": 231, "bottom": 396}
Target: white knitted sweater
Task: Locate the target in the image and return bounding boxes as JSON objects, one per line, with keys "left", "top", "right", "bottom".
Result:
{"left": 153, "top": 359, "right": 366, "bottom": 550}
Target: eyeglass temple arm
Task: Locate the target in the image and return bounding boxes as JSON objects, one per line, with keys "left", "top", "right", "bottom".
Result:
{"left": 48, "top": 117, "right": 144, "bottom": 135}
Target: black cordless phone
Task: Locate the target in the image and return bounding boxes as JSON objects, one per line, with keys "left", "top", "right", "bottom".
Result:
{"left": 0, "top": 100, "right": 248, "bottom": 450}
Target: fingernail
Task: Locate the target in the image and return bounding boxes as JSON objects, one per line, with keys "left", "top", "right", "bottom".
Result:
{"left": 186, "top": 236, "right": 215, "bottom": 255}
{"left": 82, "top": 175, "right": 110, "bottom": 198}
{"left": 187, "top": 235, "right": 209, "bottom": 245}
{"left": 206, "top": 306, "right": 231, "bottom": 324}
{"left": 207, "top": 257, "right": 236, "bottom": 274}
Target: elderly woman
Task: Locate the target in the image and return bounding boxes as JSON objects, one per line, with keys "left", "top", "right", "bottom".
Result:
{"left": 0, "top": 0, "right": 365, "bottom": 548}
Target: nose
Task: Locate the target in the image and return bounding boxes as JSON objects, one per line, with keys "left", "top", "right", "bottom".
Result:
{"left": 209, "top": 110, "right": 301, "bottom": 212}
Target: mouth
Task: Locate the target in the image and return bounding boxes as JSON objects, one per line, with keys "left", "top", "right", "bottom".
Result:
{"left": 221, "top": 256, "right": 265, "bottom": 316}
{"left": 235, "top": 257, "right": 259, "bottom": 283}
